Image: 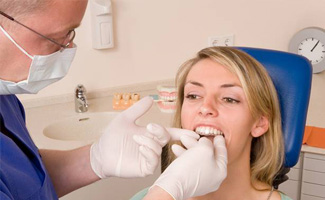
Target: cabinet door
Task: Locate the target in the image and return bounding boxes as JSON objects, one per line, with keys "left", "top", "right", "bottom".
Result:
{"left": 301, "top": 153, "right": 325, "bottom": 199}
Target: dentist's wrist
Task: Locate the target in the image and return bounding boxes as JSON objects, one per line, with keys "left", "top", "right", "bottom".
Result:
{"left": 151, "top": 174, "right": 183, "bottom": 200}
{"left": 89, "top": 141, "right": 105, "bottom": 179}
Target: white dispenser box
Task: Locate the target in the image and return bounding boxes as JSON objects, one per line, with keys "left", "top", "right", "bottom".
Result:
{"left": 90, "top": 0, "right": 114, "bottom": 49}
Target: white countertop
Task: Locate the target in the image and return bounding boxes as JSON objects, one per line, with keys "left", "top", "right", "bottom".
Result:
{"left": 25, "top": 95, "right": 174, "bottom": 151}
{"left": 301, "top": 144, "right": 325, "bottom": 155}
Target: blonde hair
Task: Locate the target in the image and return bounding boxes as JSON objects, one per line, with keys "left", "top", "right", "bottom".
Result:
{"left": 162, "top": 47, "right": 284, "bottom": 187}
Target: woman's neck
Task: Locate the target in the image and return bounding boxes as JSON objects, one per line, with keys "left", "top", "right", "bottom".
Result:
{"left": 212, "top": 154, "right": 255, "bottom": 199}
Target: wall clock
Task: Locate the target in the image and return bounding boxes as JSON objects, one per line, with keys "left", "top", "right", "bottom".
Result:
{"left": 289, "top": 27, "right": 325, "bottom": 73}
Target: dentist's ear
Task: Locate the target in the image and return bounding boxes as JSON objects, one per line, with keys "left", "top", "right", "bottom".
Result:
{"left": 251, "top": 116, "right": 269, "bottom": 138}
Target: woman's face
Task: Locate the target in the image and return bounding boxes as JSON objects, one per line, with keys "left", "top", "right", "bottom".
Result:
{"left": 181, "top": 58, "right": 261, "bottom": 164}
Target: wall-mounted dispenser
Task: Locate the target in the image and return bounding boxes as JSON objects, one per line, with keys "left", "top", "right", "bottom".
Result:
{"left": 90, "top": 0, "right": 114, "bottom": 49}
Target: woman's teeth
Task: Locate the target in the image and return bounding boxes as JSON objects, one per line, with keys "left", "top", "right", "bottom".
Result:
{"left": 195, "top": 126, "right": 224, "bottom": 137}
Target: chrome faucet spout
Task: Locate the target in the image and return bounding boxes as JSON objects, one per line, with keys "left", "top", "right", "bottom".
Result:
{"left": 77, "top": 97, "right": 88, "bottom": 107}
{"left": 75, "top": 84, "right": 88, "bottom": 113}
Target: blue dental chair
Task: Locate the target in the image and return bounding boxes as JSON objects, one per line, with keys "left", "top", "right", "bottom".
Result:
{"left": 237, "top": 47, "right": 313, "bottom": 187}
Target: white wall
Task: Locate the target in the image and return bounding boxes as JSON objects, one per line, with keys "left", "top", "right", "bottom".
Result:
{"left": 18, "top": 0, "right": 325, "bottom": 127}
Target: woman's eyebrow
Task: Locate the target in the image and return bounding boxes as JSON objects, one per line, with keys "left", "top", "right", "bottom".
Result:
{"left": 185, "top": 81, "right": 242, "bottom": 89}
{"left": 185, "top": 81, "right": 203, "bottom": 87}
{"left": 220, "top": 83, "right": 242, "bottom": 88}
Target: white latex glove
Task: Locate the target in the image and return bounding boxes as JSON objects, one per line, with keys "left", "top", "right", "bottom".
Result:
{"left": 152, "top": 135, "right": 228, "bottom": 200}
{"left": 90, "top": 96, "right": 198, "bottom": 179}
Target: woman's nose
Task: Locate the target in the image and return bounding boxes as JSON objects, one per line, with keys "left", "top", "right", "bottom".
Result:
{"left": 199, "top": 101, "right": 218, "bottom": 117}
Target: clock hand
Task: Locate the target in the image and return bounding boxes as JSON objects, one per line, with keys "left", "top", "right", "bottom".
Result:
{"left": 311, "top": 40, "right": 320, "bottom": 52}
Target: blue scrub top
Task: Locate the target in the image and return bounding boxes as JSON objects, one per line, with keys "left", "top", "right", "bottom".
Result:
{"left": 0, "top": 95, "right": 58, "bottom": 200}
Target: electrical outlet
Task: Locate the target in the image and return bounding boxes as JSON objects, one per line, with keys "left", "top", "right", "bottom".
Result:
{"left": 208, "top": 34, "right": 234, "bottom": 47}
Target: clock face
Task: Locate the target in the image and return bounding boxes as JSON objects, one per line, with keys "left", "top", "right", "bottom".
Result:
{"left": 298, "top": 38, "right": 325, "bottom": 65}
{"left": 289, "top": 27, "right": 325, "bottom": 73}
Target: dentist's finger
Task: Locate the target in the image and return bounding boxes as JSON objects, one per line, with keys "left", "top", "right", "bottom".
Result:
{"left": 171, "top": 144, "right": 186, "bottom": 157}
{"left": 167, "top": 128, "right": 199, "bottom": 141}
{"left": 133, "top": 135, "right": 162, "bottom": 156}
{"left": 139, "top": 146, "right": 159, "bottom": 176}
{"left": 146, "top": 123, "right": 170, "bottom": 147}
{"left": 213, "top": 136, "right": 228, "bottom": 170}
{"left": 180, "top": 135, "right": 198, "bottom": 149}
{"left": 198, "top": 136, "right": 214, "bottom": 148}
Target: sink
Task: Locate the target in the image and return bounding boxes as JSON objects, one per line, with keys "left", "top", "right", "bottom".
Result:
{"left": 43, "top": 112, "right": 118, "bottom": 141}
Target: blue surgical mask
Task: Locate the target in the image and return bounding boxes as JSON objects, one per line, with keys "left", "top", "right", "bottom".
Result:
{"left": 0, "top": 25, "right": 77, "bottom": 94}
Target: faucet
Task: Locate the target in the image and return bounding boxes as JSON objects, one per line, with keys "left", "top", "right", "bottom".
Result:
{"left": 75, "top": 84, "right": 88, "bottom": 113}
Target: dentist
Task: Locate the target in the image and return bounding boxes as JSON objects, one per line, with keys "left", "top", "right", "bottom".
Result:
{"left": 0, "top": 1, "right": 227, "bottom": 200}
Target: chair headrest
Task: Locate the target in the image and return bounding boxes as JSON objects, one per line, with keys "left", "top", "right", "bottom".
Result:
{"left": 236, "top": 47, "right": 312, "bottom": 167}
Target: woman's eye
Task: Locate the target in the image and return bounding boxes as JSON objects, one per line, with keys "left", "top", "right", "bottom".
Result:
{"left": 222, "top": 97, "right": 240, "bottom": 104}
{"left": 185, "top": 94, "right": 200, "bottom": 100}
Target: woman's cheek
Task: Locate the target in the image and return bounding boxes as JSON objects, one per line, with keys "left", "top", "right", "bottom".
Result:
{"left": 181, "top": 109, "right": 190, "bottom": 128}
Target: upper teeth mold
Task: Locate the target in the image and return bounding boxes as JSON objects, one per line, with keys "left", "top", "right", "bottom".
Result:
{"left": 195, "top": 126, "right": 224, "bottom": 137}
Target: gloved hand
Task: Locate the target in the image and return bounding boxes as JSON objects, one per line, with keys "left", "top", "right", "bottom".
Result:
{"left": 90, "top": 96, "right": 198, "bottom": 179}
{"left": 152, "top": 135, "right": 228, "bottom": 200}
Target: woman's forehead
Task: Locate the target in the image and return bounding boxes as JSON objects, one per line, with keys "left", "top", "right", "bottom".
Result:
{"left": 186, "top": 59, "right": 241, "bottom": 85}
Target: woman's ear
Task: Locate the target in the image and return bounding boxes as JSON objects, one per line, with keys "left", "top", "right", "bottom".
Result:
{"left": 251, "top": 116, "right": 269, "bottom": 138}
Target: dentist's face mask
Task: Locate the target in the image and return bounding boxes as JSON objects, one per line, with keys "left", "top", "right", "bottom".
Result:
{"left": 0, "top": 26, "right": 77, "bottom": 95}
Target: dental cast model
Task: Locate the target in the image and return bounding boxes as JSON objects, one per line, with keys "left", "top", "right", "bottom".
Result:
{"left": 195, "top": 126, "right": 225, "bottom": 137}
{"left": 112, "top": 93, "right": 140, "bottom": 110}
{"left": 156, "top": 85, "right": 177, "bottom": 113}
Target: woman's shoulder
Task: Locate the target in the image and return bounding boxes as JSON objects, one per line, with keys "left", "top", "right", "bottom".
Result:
{"left": 129, "top": 188, "right": 149, "bottom": 200}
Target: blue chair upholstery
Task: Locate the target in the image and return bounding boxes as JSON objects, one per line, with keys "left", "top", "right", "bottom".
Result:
{"left": 236, "top": 47, "right": 312, "bottom": 168}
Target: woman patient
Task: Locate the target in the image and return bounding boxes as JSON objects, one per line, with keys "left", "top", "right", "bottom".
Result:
{"left": 132, "top": 47, "right": 292, "bottom": 200}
